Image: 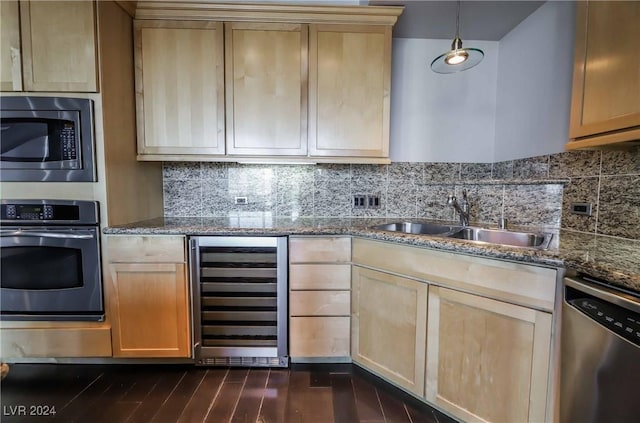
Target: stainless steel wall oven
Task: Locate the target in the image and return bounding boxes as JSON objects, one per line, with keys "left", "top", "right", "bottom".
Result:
{"left": 190, "top": 236, "right": 288, "bottom": 367}
{"left": 0, "top": 96, "right": 96, "bottom": 182}
{"left": 0, "top": 200, "right": 103, "bottom": 321}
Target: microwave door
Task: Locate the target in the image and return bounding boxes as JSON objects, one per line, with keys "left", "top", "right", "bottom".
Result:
{"left": 0, "top": 120, "right": 51, "bottom": 160}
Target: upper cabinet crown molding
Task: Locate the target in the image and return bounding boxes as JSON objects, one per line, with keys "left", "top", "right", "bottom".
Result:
{"left": 567, "top": 0, "right": 640, "bottom": 150}
{"left": 135, "top": 1, "right": 403, "bottom": 25}
{"left": 115, "top": 1, "right": 138, "bottom": 17}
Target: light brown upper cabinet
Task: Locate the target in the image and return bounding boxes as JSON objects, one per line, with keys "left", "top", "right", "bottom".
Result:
{"left": 0, "top": 1, "right": 21, "bottom": 91}
{"left": 132, "top": 3, "right": 402, "bottom": 162}
{"left": 135, "top": 20, "right": 225, "bottom": 157}
{"left": 1, "top": 0, "right": 98, "bottom": 92}
{"left": 568, "top": 1, "right": 640, "bottom": 149}
{"left": 225, "top": 23, "right": 308, "bottom": 156}
{"left": 309, "top": 24, "right": 392, "bottom": 159}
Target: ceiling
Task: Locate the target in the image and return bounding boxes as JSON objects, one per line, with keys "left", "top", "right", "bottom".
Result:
{"left": 368, "top": 1, "right": 545, "bottom": 40}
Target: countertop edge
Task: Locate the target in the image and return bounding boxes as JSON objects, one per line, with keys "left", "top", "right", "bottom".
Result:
{"left": 103, "top": 221, "right": 639, "bottom": 293}
{"left": 102, "top": 225, "right": 564, "bottom": 268}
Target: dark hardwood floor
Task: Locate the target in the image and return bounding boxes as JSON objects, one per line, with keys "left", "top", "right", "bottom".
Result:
{"left": 0, "top": 363, "right": 457, "bottom": 423}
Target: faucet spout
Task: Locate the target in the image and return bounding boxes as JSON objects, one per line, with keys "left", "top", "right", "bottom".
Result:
{"left": 448, "top": 191, "right": 470, "bottom": 226}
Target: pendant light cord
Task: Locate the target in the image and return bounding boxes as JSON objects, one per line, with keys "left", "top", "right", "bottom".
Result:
{"left": 455, "top": 0, "right": 461, "bottom": 39}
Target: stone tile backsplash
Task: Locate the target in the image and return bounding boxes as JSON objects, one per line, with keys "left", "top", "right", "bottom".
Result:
{"left": 163, "top": 162, "right": 562, "bottom": 228}
{"left": 495, "top": 146, "right": 640, "bottom": 239}
{"left": 162, "top": 146, "right": 640, "bottom": 239}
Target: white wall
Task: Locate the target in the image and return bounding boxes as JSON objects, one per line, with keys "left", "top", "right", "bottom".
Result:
{"left": 494, "top": 1, "right": 575, "bottom": 161}
{"left": 389, "top": 39, "right": 499, "bottom": 163}
{"left": 389, "top": 1, "right": 575, "bottom": 164}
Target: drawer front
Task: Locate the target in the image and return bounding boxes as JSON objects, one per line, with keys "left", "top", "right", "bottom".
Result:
{"left": 289, "top": 316, "right": 350, "bottom": 357}
{"left": 289, "top": 237, "right": 351, "bottom": 263}
{"left": 352, "top": 238, "right": 557, "bottom": 311}
{"left": 1, "top": 326, "right": 112, "bottom": 358}
{"left": 290, "top": 290, "right": 350, "bottom": 316}
{"left": 290, "top": 264, "right": 351, "bottom": 290}
{"left": 107, "top": 235, "right": 186, "bottom": 263}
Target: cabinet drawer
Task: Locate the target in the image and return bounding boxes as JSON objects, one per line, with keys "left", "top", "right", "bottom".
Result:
{"left": 352, "top": 238, "right": 557, "bottom": 311}
{"left": 0, "top": 325, "right": 112, "bottom": 358}
{"left": 107, "top": 235, "right": 186, "bottom": 263}
{"left": 290, "top": 264, "right": 351, "bottom": 290}
{"left": 290, "top": 291, "right": 350, "bottom": 316}
{"left": 289, "top": 237, "right": 351, "bottom": 263}
{"left": 289, "top": 316, "right": 350, "bottom": 357}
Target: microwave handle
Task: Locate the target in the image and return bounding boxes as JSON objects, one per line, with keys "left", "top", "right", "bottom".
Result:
{"left": 0, "top": 229, "right": 95, "bottom": 240}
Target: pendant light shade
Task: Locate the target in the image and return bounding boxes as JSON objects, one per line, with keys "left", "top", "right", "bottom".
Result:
{"left": 431, "top": 1, "right": 484, "bottom": 74}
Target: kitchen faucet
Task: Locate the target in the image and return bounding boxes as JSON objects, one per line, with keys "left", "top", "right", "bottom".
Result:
{"left": 447, "top": 189, "right": 470, "bottom": 226}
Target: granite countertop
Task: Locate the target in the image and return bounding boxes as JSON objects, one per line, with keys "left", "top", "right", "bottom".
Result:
{"left": 104, "top": 216, "right": 640, "bottom": 293}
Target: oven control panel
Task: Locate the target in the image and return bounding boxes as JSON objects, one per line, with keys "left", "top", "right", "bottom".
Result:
{"left": 1, "top": 204, "right": 79, "bottom": 221}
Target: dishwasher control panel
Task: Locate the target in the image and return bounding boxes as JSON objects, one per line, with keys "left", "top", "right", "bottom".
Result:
{"left": 568, "top": 295, "right": 640, "bottom": 347}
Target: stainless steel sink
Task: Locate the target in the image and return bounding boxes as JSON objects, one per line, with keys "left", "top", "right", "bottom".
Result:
{"left": 371, "top": 221, "right": 462, "bottom": 236}
{"left": 448, "top": 227, "right": 552, "bottom": 249}
{"left": 370, "top": 221, "right": 553, "bottom": 250}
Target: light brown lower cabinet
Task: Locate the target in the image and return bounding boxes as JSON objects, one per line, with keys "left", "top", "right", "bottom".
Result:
{"left": 350, "top": 238, "right": 557, "bottom": 423}
{"left": 426, "top": 286, "right": 552, "bottom": 423}
{"left": 289, "top": 316, "right": 350, "bottom": 358}
{"left": 351, "top": 266, "right": 428, "bottom": 396}
{"left": 288, "top": 236, "right": 352, "bottom": 360}
{"left": 106, "top": 235, "right": 191, "bottom": 358}
{"left": 0, "top": 322, "right": 112, "bottom": 359}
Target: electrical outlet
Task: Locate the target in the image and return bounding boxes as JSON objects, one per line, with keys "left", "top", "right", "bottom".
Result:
{"left": 571, "top": 202, "right": 592, "bottom": 216}
{"left": 353, "top": 195, "right": 366, "bottom": 209}
{"left": 235, "top": 196, "right": 248, "bottom": 205}
{"left": 367, "top": 194, "right": 380, "bottom": 209}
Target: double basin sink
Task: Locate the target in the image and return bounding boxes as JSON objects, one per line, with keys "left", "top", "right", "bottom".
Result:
{"left": 371, "top": 221, "right": 552, "bottom": 250}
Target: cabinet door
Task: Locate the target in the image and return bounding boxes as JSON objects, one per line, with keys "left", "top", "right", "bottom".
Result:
{"left": 568, "top": 1, "right": 640, "bottom": 147}
{"left": 135, "top": 20, "right": 225, "bottom": 156}
{"left": 309, "top": 24, "right": 391, "bottom": 158}
{"left": 108, "top": 262, "right": 191, "bottom": 358}
{"left": 20, "top": 0, "right": 97, "bottom": 92}
{"left": 426, "top": 286, "right": 551, "bottom": 423}
{"left": 351, "top": 266, "right": 428, "bottom": 396}
{"left": 226, "top": 22, "right": 308, "bottom": 156}
{"left": 0, "top": 1, "right": 21, "bottom": 91}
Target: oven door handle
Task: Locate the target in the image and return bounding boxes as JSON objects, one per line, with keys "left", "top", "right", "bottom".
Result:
{"left": 0, "top": 229, "right": 95, "bottom": 240}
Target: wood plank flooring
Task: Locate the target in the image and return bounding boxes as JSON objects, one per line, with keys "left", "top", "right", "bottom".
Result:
{"left": 0, "top": 363, "right": 458, "bottom": 423}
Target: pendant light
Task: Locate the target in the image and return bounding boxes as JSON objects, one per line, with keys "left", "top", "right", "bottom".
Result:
{"left": 431, "top": 1, "right": 484, "bottom": 74}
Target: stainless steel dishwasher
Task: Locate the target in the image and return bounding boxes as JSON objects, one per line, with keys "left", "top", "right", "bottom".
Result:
{"left": 190, "top": 236, "right": 288, "bottom": 367}
{"left": 561, "top": 275, "right": 640, "bottom": 422}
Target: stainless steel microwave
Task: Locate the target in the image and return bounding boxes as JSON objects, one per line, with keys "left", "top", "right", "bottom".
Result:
{"left": 0, "top": 96, "right": 96, "bottom": 182}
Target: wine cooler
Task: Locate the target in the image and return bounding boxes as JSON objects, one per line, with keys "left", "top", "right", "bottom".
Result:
{"left": 189, "top": 236, "right": 288, "bottom": 367}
